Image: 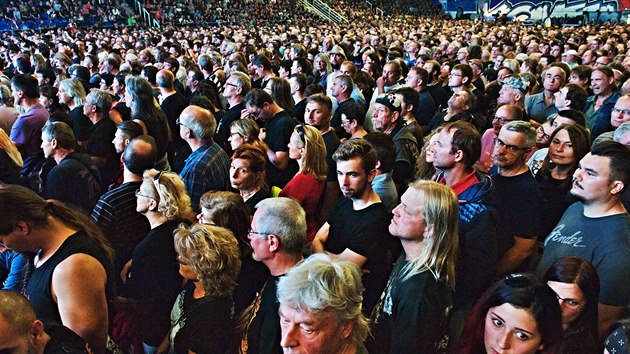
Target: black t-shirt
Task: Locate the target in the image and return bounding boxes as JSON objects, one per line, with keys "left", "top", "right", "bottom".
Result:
{"left": 136, "top": 111, "right": 170, "bottom": 157}
{"left": 322, "top": 129, "right": 340, "bottom": 182}
{"left": 44, "top": 152, "right": 101, "bottom": 212}
{"left": 233, "top": 255, "right": 270, "bottom": 315}
{"left": 264, "top": 111, "right": 298, "bottom": 188}
{"left": 246, "top": 275, "right": 283, "bottom": 354}
{"left": 326, "top": 197, "right": 392, "bottom": 314}
{"left": 535, "top": 169, "right": 577, "bottom": 240}
{"left": 127, "top": 220, "right": 183, "bottom": 345}
{"left": 244, "top": 189, "right": 270, "bottom": 215}
{"left": 216, "top": 102, "right": 244, "bottom": 156}
{"left": 112, "top": 103, "right": 132, "bottom": 121}
{"left": 368, "top": 256, "right": 452, "bottom": 354}
{"left": 70, "top": 106, "right": 92, "bottom": 142}
{"left": 43, "top": 322, "right": 91, "bottom": 354}
{"left": 161, "top": 91, "right": 189, "bottom": 149}
{"left": 87, "top": 117, "right": 118, "bottom": 190}
{"left": 171, "top": 282, "right": 233, "bottom": 354}
{"left": 293, "top": 98, "right": 307, "bottom": 123}
{"left": 489, "top": 169, "right": 542, "bottom": 259}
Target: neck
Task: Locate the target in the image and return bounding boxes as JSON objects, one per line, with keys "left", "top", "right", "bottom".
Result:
{"left": 89, "top": 113, "right": 103, "bottom": 125}
{"left": 497, "top": 163, "right": 528, "bottom": 177}
{"left": 123, "top": 167, "right": 143, "bottom": 183}
{"left": 266, "top": 254, "right": 303, "bottom": 276}
{"left": 159, "top": 86, "right": 175, "bottom": 96}
{"left": 21, "top": 98, "right": 40, "bottom": 111}
{"left": 400, "top": 237, "right": 426, "bottom": 260}
{"left": 441, "top": 165, "right": 471, "bottom": 186}
{"left": 582, "top": 199, "right": 626, "bottom": 218}
{"left": 146, "top": 212, "right": 168, "bottom": 229}
{"left": 228, "top": 95, "right": 243, "bottom": 107}
{"left": 188, "top": 139, "right": 206, "bottom": 152}
{"left": 597, "top": 90, "right": 612, "bottom": 100}
{"left": 403, "top": 114, "right": 415, "bottom": 124}
{"left": 552, "top": 164, "right": 572, "bottom": 179}
{"left": 192, "top": 281, "right": 206, "bottom": 299}
{"left": 53, "top": 149, "right": 72, "bottom": 164}
{"left": 37, "top": 217, "right": 79, "bottom": 259}
{"left": 383, "top": 123, "right": 397, "bottom": 136}
{"left": 352, "top": 189, "right": 380, "bottom": 210}
{"left": 292, "top": 92, "right": 304, "bottom": 102}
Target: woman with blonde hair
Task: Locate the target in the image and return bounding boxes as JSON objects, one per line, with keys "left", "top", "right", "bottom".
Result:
{"left": 280, "top": 124, "right": 327, "bottom": 242}
{"left": 228, "top": 118, "right": 265, "bottom": 153}
{"left": 57, "top": 78, "right": 90, "bottom": 146}
{"left": 121, "top": 169, "right": 194, "bottom": 354}
{"left": 168, "top": 224, "right": 241, "bottom": 354}
{"left": 313, "top": 52, "right": 332, "bottom": 87}
{"left": 0, "top": 128, "right": 23, "bottom": 185}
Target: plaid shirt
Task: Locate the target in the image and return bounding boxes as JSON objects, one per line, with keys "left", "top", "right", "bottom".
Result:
{"left": 180, "top": 142, "right": 230, "bottom": 211}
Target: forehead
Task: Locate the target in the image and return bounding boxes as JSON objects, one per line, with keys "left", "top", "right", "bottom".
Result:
{"left": 306, "top": 101, "right": 327, "bottom": 111}
{"left": 336, "top": 157, "right": 365, "bottom": 173}
{"left": 580, "top": 153, "right": 611, "bottom": 175}
{"left": 615, "top": 97, "right": 630, "bottom": 109}
{"left": 498, "top": 127, "right": 527, "bottom": 143}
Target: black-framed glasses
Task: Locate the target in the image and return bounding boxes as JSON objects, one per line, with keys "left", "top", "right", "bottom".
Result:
{"left": 295, "top": 124, "right": 306, "bottom": 144}
{"left": 175, "top": 118, "right": 188, "bottom": 127}
{"left": 555, "top": 293, "right": 584, "bottom": 310}
{"left": 225, "top": 82, "right": 239, "bottom": 88}
{"left": 494, "top": 138, "right": 529, "bottom": 154}
{"left": 493, "top": 115, "right": 515, "bottom": 125}
{"left": 251, "top": 106, "right": 263, "bottom": 120}
{"left": 247, "top": 227, "right": 270, "bottom": 239}
{"left": 612, "top": 108, "right": 630, "bottom": 116}
{"left": 135, "top": 189, "right": 154, "bottom": 199}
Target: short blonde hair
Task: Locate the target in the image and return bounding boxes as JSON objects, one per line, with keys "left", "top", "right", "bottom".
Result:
{"left": 143, "top": 169, "right": 194, "bottom": 221}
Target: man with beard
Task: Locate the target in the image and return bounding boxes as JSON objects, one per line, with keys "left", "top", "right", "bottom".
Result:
{"left": 364, "top": 61, "right": 403, "bottom": 132}
{"left": 537, "top": 141, "right": 630, "bottom": 338}
{"left": 477, "top": 104, "right": 525, "bottom": 172}
{"left": 311, "top": 139, "right": 392, "bottom": 315}
{"left": 488, "top": 121, "right": 542, "bottom": 276}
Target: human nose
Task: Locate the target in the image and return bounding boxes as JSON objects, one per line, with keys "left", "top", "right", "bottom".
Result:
{"left": 497, "top": 330, "right": 511, "bottom": 349}
{"left": 280, "top": 323, "right": 300, "bottom": 349}
{"left": 196, "top": 213, "right": 203, "bottom": 223}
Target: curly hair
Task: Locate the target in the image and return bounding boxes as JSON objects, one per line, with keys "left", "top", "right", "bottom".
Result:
{"left": 173, "top": 224, "right": 241, "bottom": 297}
{"left": 143, "top": 169, "right": 194, "bottom": 221}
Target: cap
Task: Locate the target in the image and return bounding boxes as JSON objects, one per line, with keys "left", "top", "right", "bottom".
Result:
{"left": 503, "top": 76, "right": 527, "bottom": 93}
{"left": 328, "top": 45, "right": 346, "bottom": 57}
{"left": 375, "top": 93, "right": 401, "bottom": 112}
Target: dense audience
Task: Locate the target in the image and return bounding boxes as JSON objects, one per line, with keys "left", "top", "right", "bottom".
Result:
{"left": 1, "top": 7, "right": 630, "bottom": 354}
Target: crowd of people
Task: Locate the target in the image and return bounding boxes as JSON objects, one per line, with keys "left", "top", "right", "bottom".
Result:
{"left": 0, "top": 8, "right": 629, "bottom": 354}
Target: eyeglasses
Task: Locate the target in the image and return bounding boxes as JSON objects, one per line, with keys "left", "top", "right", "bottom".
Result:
{"left": 612, "top": 108, "right": 630, "bottom": 116}
{"left": 493, "top": 115, "right": 515, "bottom": 124}
{"left": 225, "top": 82, "right": 239, "bottom": 88}
{"left": 135, "top": 189, "right": 154, "bottom": 199}
{"left": 295, "top": 124, "right": 306, "bottom": 144}
{"left": 448, "top": 72, "right": 462, "bottom": 77}
{"left": 247, "top": 227, "right": 270, "bottom": 239}
{"left": 250, "top": 106, "right": 264, "bottom": 120}
{"left": 494, "top": 138, "right": 529, "bottom": 154}
{"left": 537, "top": 125, "right": 551, "bottom": 141}
{"left": 555, "top": 293, "right": 584, "bottom": 310}
{"left": 175, "top": 118, "right": 187, "bottom": 127}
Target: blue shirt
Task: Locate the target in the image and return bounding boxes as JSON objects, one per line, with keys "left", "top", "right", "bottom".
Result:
{"left": 180, "top": 142, "right": 230, "bottom": 211}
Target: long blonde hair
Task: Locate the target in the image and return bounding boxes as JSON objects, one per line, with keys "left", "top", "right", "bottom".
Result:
{"left": 143, "top": 169, "right": 195, "bottom": 221}
{"left": 295, "top": 125, "right": 327, "bottom": 181}
{"left": 400, "top": 180, "right": 459, "bottom": 288}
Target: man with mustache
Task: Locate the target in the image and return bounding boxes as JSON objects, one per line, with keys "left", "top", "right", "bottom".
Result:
{"left": 537, "top": 141, "right": 630, "bottom": 339}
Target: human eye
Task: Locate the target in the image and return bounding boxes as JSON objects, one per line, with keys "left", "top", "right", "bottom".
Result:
{"left": 300, "top": 325, "right": 315, "bottom": 335}
{"left": 491, "top": 317, "right": 504, "bottom": 327}
{"left": 349, "top": 173, "right": 359, "bottom": 177}
{"left": 515, "top": 331, "right": 532, "bottom": 341}
{"left": 552, "top": 138, "right": 560, "bottom": 145}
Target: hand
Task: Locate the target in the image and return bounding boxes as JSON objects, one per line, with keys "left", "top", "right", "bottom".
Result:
{"left": 258, "top": 128, "right": 267, "bottom": 142}
{"left": 120, "top": 260, "right": 132, "bottom": 284}
{"left": 241, "top": 108, "right": 251, "bottom": 120}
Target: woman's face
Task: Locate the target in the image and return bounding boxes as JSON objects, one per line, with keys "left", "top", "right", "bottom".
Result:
{"left": 177, "top": 254, "right": 198, "bottom": 281}
{"left": 39, "top": 95, "right": 52, "bottom": 109}
{"left": 196, "top": 207, "right": 215, "bottom": 225}
{"left": 547, "top": 281, "right": 586, "bottom": 328}
{"left": 314, "top": 56, "right": 325, "bottom": 71}
{"left": 57, "top": 86, "right": 71, "bottom": 105}
{"left": 549, "top": 129, "right": 575, "bottom": 166}
{"left": 484, "top": 303, "right": 544, "bottom": 354}
{"left": 287, "top": 131, "right": 304, "bottom": 161}
{"left": 230, "top": 158, "right": 258, "bottom": 191}
{"left": 228, "top": 130, "right": 246, "bottom": 151}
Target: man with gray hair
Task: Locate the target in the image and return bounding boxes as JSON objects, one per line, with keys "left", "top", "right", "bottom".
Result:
{"left": 246, "top": 197, "right": 306, "bottom": 354}
{"left": 216, "top": 71, "right": 251, "bottom": 155}
{"left": 488, "top": 120, "right": 542, "bottom": 276}
{"left": 178, "top": 105, "right": 230, "bottom": 211}
{"left": 84, "top": 88, "right": 118, "bottom": 191}
{"left": 277, "top": 254, "right": 369, "bottom": 354}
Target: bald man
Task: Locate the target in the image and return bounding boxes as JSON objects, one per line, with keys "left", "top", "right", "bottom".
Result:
{"left": 178, "top": 105, "right": 230, "bottom": 211}
{"left": 0, "top": 290, "right": 90, "bottom": 353}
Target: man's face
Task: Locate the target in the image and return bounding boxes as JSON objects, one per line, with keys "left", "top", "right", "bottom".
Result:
{"left": 448, "top": 91, "right": 469, "bottom": 111}
{"left": 582, "top": 50, "right": 595, "bottom": 65}
{"left": 339, "top": 64, "right": 354, "bottom": 77}
{"left": 336, "top": 157, "right": 372, "bottom": 200}
{"left": 590, "top": 70, "right": 614, "bottom": 96}
{"left": 41, "top": 133, "right": 53, "bottom": 159}
{"left": 381, "top": 64, "right": 398, "bottom": 87}
{"left": 569, "top": 73, "right": 588, "bottom": 89}
{"left": 248, "top": 210, "right": 272, "bottom": 262}
{"left": 304, "top": 101, "right": 331, "bottom": 129}
{"left": 405, "top": 70, "right": 421, "bottom": 89}
{"left": 448, "top": 69, "right": 465, "bottom": 88}
{"left": 279, "top": 303, "right": 350, "bottom": 354}
{"left": 550, "top": 45, "right": 562, "bottom": 58}
{"left": 112, "top": 129, "right": 127, "bottom": 154}
{"left": 428, "top": 129, "right": 458, "bottom": 170}
{"left": 389, "top": 187, "right": 427, "bottom": 240}
{"left": 456, "top": 49, "right": 468, "bottom": 61}
{"left": 571, "top": 153, "right": 619, "bottom": 204}
{"left": 371, "top": 103, "right": 397, "bottom": 132}
{"left": 330, "top": 78, "right": 344, "bottom": 99}
{"left": 185, "top": 71, "right": 196, "bottom": 90}
{"left": 493, "top": 128, "right": 529, "bottom": 170}
{"left": 554, "top": 86, "right": 571, "bottom": 110}
{"left": 497, "top": 86, "right": 519, "bottom": 105}
{"left": 246, "top": 103, "right": 268, "bottom": 122}
{"left": 492, "top": 106, "right": 517, "bottom": 134}
{"left": 611, "top": 96, "right": 630, "bottom": 128}
{"left": 543, "top": 67, "right": 564, "bottom": 92}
